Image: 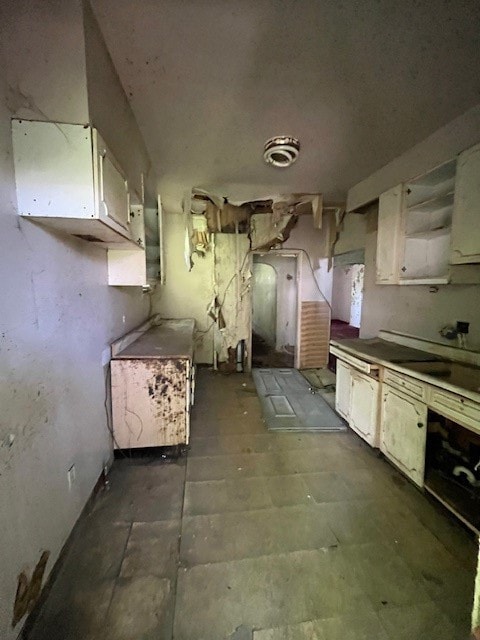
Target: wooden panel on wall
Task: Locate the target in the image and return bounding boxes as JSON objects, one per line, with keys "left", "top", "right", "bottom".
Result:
{"left": 298, "top": 300, "right": 331, "bottom": 369}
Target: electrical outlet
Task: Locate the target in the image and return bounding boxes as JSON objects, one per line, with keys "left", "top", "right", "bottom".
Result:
{"left": 67, "top": 464, "right": 76, "bottom": 491}
{"left": 122, "top": 315, "right": 126, "bottom": 324}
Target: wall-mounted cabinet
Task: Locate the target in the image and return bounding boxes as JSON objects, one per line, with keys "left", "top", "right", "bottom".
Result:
{"left": 107, "top": 197, "right": 164, "bottom": 288}
{"left": 376, "top": 143, "right": 480, "bottom": 285}
{"left": 451, "top": 142, "right": 480, "bottom": 265}
{"left": 12, "top": 119, "right": 140, "bottom": 249}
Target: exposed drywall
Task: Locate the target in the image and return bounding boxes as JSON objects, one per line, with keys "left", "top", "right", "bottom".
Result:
{"left": 152, "top": 212, "right": 215, "bottom": 363}
{"left": 0, "top": 3, "right": 151, "bottom": 638}
{"left": 252, "top": 263, "right": 277, "bottom": 346}
{"left": 214, "top": 233, "right": 251, "bottom": 363}
{"left": 360, "top": 207, "right": 480, "bottom": 350}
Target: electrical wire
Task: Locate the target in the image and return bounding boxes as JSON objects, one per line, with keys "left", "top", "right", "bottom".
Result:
{"left": 195, "top": 247, "right": 251, "bottom": 340}
{"left": 103, "top": 361, "right": 130, "bottom": 458}
{"left": 283, "top": 247, "right": 333, "bottom": 310}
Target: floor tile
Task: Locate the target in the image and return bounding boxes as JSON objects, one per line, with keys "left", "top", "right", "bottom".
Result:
{"left": 180, "top": 505, "right": 337, "bottom": 565}
{"left": 174, "top": 549, "right": 370, "bottom": 640}
{"left": 377, "top": 601, "right": 459, "bottom": 640}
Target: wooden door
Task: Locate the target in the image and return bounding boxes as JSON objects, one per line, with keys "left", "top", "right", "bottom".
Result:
{"left": 451, "top": 142, "right": 480, "bottom": 264}
{"left": 349, "top": 371, "right": 380, "bottom": 447}
{"left": 380, "top": 385, "right": 427, "bottom": 487}
{"left": 335, "top": 360, "right": 352, "bottom": 421}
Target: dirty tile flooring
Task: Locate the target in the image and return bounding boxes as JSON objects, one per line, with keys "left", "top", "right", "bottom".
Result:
{"left": 27, "top": 369, "right": 477, "bottom": 640}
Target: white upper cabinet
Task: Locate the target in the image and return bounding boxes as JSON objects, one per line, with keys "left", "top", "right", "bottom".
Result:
{"left": 12, "top": 119, "right": 139, "bottom": 249}
{"left": 451, "top": 142, "right": 480, "bottom": 264}
{"left": 376, "top": 185, "right": 403, "bottom": 284}
{"left": 376, "top": 143, "right": 480, "bottom": 284}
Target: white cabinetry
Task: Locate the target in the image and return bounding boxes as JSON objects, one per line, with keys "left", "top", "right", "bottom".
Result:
{"left": 376, "top": 144, "right": 480, "bottom": 284}
{"left": 107, "top": 197, "right": 164, "bottom": 288}
{"left": 451, "top": 142, "right": 480, "bottom": 264}
{"left": 349, "top": 370, "right": 380, "bottom": 447}
{"left": 335, "top": 359, "right": 352, "bottom": 420}
{"left": 335, "top": 359, "right": 380, "bottom": 446}
{"left": 380, "top": 384, "right": 427, "bottom": 487}
{"left": 12, "top": 119, "right": 139, "bottom": 249}
{"left": 376, "top": 185, "right": 403, "bottom": 284}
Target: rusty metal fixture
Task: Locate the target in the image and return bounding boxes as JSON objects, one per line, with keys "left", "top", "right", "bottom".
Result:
{"left": 263, "top": 136, "right": 300, "bottom": 168}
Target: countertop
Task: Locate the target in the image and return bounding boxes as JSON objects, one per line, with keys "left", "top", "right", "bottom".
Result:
{"left": 330, "top": 337, "right": 480, "bottom": 402}
{"left": 113, "top": 319, "right": 195, "bottom": 360}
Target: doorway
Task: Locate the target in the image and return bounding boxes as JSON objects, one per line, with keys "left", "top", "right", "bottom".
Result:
{"left": 330, "top": 258, "right": 364, "bottom": 341}
{"left": 251, "top": 253, "right": 298, "bottom": 368}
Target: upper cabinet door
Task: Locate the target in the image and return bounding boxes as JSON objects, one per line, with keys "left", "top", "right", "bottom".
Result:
{"left": 376, "top": 185, "right": 403, "bottom": 284}
{"left": 451, "top": 142, "right": 480, "bottom": 264}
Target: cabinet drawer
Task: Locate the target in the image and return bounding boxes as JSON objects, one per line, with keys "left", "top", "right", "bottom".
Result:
{"left": 330, "top": 346, "right": 377, "bottom": 374}
{"left": 383, "top": 368, "right": 427, "bottom": 402}
{"left": 429, "top": 387, "right": 480, "bottom": 433}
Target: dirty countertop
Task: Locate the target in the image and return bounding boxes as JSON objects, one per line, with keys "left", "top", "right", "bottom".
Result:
{"left": 330, "top": 337, "right": 480, "bottom": 401}
{"left": 114, "top": 319, "right": 195, "bottom": 360}
{"left": 330, "top": 337, "right": 441, "bottom": 364}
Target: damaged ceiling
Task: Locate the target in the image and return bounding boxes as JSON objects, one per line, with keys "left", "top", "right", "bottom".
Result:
{"left": 184, "top": 190, "right": 326, "bottom": 261}
{"left": 91, "top": 0, "right": 480, "bottom": 212}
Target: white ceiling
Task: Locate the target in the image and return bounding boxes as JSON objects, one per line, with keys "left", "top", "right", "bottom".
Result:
{"left": 91, "top": 0, "right": 480, "bottom": 212}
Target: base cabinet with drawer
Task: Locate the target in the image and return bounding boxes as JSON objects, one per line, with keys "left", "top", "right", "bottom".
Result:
{"left": 380, "top": 385, "right": 427, "bottom": 487}
{"left": 350, "top": 370, "right": 380, "bottom": 447}
{"left": 335, "top": 358, "right": 380, "bottom": 446}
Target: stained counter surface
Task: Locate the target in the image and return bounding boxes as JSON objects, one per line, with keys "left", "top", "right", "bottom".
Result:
{"left": 114, "top": 319, "right": 195, "bottom": 360}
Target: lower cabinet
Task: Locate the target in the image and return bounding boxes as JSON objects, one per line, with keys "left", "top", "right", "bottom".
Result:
{"left": 335, "top": 359, "right": 352, "bottom": 420}
{"left": 349, "top": 370, "right": 380, "bottom": 447}
{"left": 335, "top": 359, "right": 380, "bottom": 446}
{"left": 380, "top": 384, "right": 427, "bottom": 487}
{"left": 111, "top": 357, "right": 191, "bottom": 449}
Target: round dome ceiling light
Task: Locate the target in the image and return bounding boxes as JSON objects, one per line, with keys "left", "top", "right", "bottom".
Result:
{"left": 263, "top": 136, "right": 300, "bottom": 168}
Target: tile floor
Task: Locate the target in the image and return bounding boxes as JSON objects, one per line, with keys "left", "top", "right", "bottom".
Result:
{"left": 27, "top": 369, "right": 477, "bottom": 640}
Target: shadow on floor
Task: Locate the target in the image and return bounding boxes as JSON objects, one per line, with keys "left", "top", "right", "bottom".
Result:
{"left": 251, "top": 332, "right": 294, "bottom": 368}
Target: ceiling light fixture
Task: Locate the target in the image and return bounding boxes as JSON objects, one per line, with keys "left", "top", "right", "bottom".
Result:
{"left": 263, "top": 136, "right": 300, "bottom": 168}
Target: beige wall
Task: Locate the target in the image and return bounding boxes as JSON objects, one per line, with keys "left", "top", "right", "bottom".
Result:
{"left": 0, "top": 3, "right": 152, "bottom": 638}
{"left": 153, "top": 213, "right": 215, "bottom": 363}
{"left": 153, "top": 212, "right": 334, "bottom": 364}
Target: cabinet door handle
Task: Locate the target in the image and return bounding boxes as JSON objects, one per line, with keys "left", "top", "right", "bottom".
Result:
{"left": 417, "top": 422, "right": 424, "bottom": 429}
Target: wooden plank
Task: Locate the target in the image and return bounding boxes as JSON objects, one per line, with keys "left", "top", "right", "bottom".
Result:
{"left": 298, "top": 300, "right": 331, "bottom": 368}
